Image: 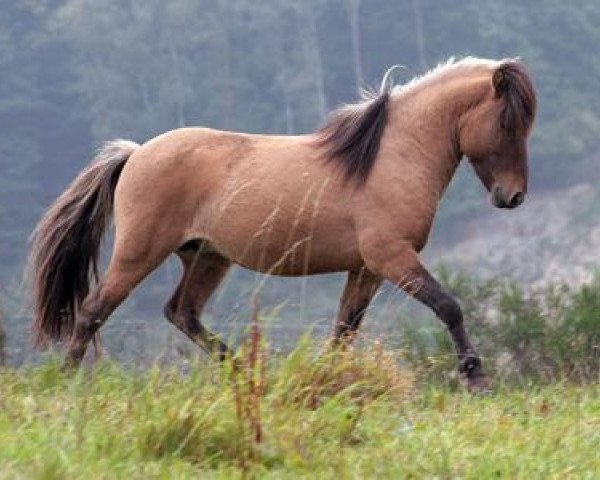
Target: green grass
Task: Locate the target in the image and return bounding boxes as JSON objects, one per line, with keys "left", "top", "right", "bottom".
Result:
{"left": 1, "top": 342, "right": 599, "bottom": 479}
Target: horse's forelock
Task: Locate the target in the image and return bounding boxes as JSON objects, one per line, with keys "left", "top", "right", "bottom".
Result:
{"left": 494, "top": 61, "right": 537, "bottom": 135}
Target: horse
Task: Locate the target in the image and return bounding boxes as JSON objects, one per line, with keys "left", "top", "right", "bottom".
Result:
{"left": 28, "top": 57, "right": 536, "bottom": 392}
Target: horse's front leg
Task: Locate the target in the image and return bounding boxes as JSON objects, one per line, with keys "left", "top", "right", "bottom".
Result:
{"left": 365, "top": 246, "right": 490, "bottom": 393}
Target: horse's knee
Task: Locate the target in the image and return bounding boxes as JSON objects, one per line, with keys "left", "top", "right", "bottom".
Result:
{"left": 163, "top": 301, "right": 187, "bottom": 329}
{"left": 75, "top": 276, "right": 131, "bottom": 336}
{"left": 164, "top": 297, "right": 202, "bottom": 334}
{"left": 80, "top": 284, "right": 116, "bottom": 318}
{"left": 76, "top": 290, "right": 105, "bottom": 330}
{"left": 66, "top": 287, "right": 110, "bottom": 365}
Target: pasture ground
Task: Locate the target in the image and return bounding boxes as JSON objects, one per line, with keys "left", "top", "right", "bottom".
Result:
{"left": 1, "top": 342, "right": 599, "bottom": 479}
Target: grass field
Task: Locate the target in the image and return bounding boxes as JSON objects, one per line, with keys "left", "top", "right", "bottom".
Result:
{"left": 1, "top": 341, "right": 599, "bottom": 479}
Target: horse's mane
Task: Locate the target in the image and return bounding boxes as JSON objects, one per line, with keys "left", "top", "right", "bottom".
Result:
{"left": 316, "top": 57, "right": 536, "bottom": 184}
{"left": 315, "top": 83, "right": 392, "bottom": 184}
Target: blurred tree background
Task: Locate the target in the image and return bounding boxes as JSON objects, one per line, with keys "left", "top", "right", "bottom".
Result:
{"left": 2, "top": 1, "right": 600, "bottom": 365}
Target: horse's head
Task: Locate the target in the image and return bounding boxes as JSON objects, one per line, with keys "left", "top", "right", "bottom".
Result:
{"left": 459, "top": 60, "right": 536, "bottom": 209}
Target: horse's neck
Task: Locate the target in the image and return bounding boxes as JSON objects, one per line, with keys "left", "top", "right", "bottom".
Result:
{"left": 384, "top": 74, "right": 489, "bottom": 198}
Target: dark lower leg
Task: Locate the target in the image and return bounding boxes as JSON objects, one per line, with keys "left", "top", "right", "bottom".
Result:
{"left": 334, "top": 304, "right": 369, "bottom": 343}
{"left": 333, "top": 269, "right": 381, "bottom": 344}
{"left": 64, "top": 318, "right": 100, "bottom": 368}
{"left": 64, "top": 285, "right": 120, "bottom": 368}
{"left": 62, "top": 247, "right": 160, "bottom": 370}
{"left": 165, "top": 251, "right": 232, "bottom": 361}
{"left": 409, "top": 268, "right": 487, "bottom": 385}
{"left": 368, "top": 248, "right": 488, "bottom": 391}
{"left": 165, "top": 300, "right": 232, "bottom": 361}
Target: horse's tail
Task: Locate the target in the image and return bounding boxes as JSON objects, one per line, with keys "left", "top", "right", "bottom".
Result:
{"left": 28, "top": 139, "right": 139, "bottom": 347}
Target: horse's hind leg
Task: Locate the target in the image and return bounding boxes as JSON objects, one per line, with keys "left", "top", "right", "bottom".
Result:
{"left": 65, "top": 245, "right": 172, "bottom": 368}
{"left": 164, "top": 244, "right": 232, "bottom": 361}
{"left": 332, "top": 268, "right": 382, "bottom": 344}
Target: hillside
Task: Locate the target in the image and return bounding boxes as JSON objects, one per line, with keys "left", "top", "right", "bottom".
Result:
{"left": 429, "top": 178, "right": 600, "bottom": 288}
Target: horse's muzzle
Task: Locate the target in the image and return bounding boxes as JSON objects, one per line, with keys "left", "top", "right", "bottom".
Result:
{"left": 492, "top": 186, "right": 525, "bottom": 209}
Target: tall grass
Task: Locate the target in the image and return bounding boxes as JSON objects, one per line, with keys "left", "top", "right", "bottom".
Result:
{"left": 1, "top": 343, "right": 599, "bottom": 478}
{"left": 3, "top": 273, "right": 600, "bottom": 476}
{"left": 0, "top": 341, "right": 414, "bottom": 478}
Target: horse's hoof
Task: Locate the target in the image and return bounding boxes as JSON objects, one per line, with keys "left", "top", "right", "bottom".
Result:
{"left": 467, "top": 375, "right": 493, "bottom": 395}
{"left": 60, "top": 362, "right": 77, "bottom": 374}
{"left": 60, "top": 356, "right": 81, "bottom": 374}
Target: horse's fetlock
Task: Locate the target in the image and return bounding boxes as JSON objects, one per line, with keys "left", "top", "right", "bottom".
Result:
{"left": 459, "top": 354, "right": 483, "bottom": 378}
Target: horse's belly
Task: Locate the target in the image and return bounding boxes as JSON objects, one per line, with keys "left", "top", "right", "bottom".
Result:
{"left": 238, "top": 239, "right": 361, "bottom": 276}
{"left": 204, "top": 212, "right": 362, "bottom": 275}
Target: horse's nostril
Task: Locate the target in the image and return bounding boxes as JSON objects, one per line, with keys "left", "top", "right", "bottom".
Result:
{"left": 509, "top": 192, "right": 525, "bottom": 208}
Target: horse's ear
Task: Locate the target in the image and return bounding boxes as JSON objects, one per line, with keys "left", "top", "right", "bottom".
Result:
{"left": 492, "top": 66, "right": 508, "bottom": 97}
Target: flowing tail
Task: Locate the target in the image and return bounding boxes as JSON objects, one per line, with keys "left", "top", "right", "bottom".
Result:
{"left": 28, "top": 140, "right": 139, "bottom": 347}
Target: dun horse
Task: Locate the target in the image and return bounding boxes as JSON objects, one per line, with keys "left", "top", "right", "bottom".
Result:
{"left": 28, "top": 57, "right": 536, "bottom": 391}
